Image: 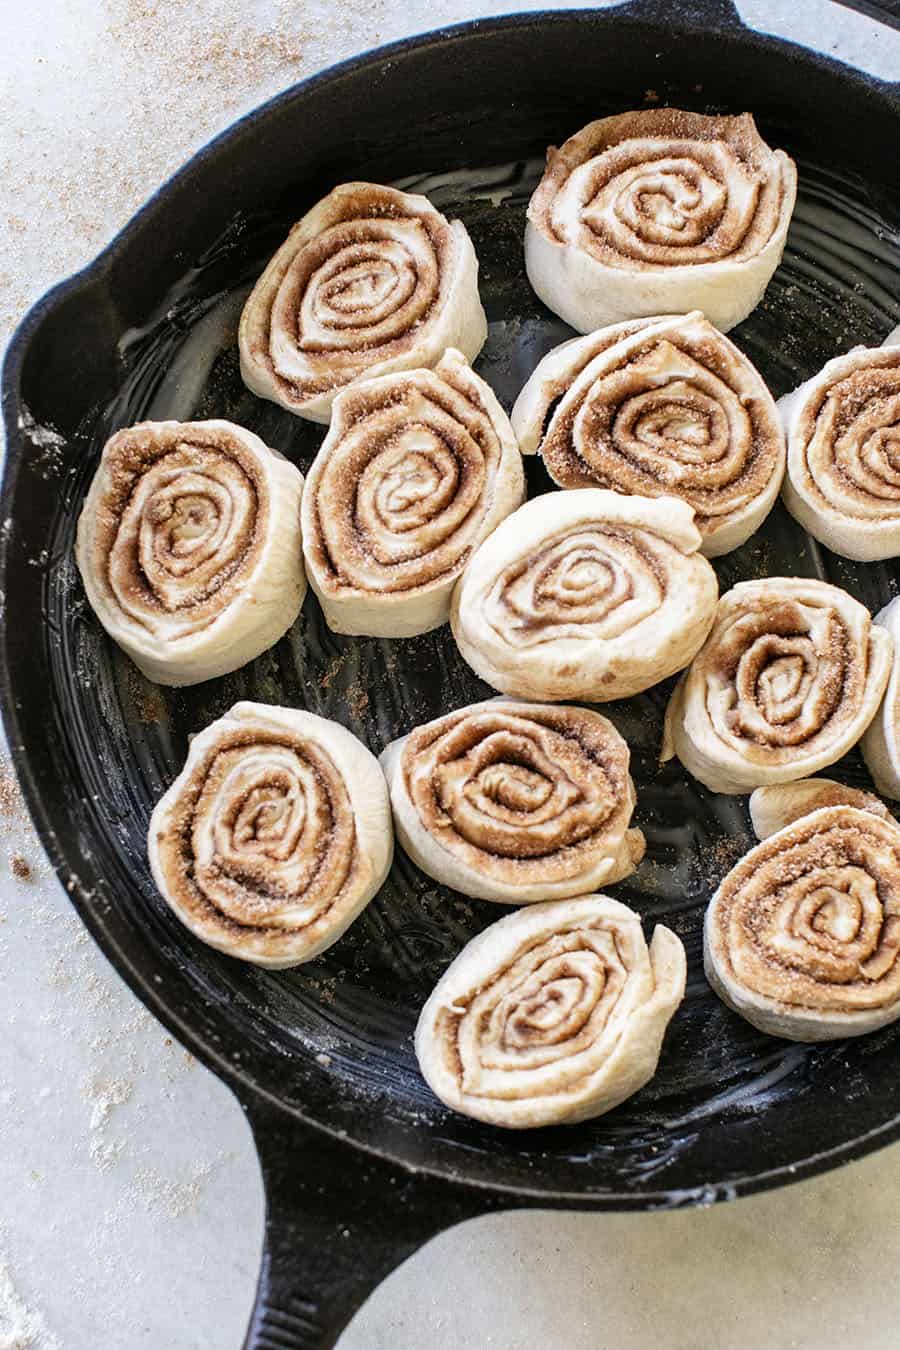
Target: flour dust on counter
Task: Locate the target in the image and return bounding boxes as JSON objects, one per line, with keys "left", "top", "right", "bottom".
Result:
{"left": 0, "top": 1252, "right": 60, "bottom": 1350}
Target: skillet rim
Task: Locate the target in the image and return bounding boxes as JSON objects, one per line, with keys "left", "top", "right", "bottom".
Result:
{"left": 2, "top": 4, "right": 900, "bottom": 1208}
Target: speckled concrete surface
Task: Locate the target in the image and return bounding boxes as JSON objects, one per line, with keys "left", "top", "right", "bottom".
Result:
{"left": 1, "top": 2, "right": 899, "bottom": 1347}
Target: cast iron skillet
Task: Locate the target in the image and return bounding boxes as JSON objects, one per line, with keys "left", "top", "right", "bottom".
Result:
{"left": 3, "top": 2, "right": 900, "bottom": 1346}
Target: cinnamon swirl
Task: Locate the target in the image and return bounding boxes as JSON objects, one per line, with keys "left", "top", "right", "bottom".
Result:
{"left": 301, "top": 348, "right": 524, "bottom": 637}
{"left": 526, "top": 109, "right": 796, "bottom": 333}
{"left": 511, "top": 311, "right": 785, "bottom": 556}
{"left": 148, "top": 702, "right": 392, "bottom": 967}
{"left": 663, "top": 578, "right": 893, "bottom": 793}
{"left": 381, "top": 699, "right": 645, "bottom": 904}
{"left": 75, "top": 419, "right": 305, "bottom": 686}
{"left": 450, "top": 489, "right": 717, "bottom": 701}
{"left": 705, "top": 803, "right": 900, "bottom": 1040}
{"left": 416, "top": 895, "right": 686, "bottom": 1127}
{"left": 239, "top": 182, "right": 487, "bottom": 423}
{"left": 779, "top": 333, "right": 900, "bottom": 561}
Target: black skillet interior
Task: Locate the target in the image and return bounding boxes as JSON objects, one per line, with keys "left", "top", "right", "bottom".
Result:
{"left": 2, "top": 1, "right": 900, "bottom": 1343}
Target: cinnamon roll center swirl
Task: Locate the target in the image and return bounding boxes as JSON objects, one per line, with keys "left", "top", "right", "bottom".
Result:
{"left": 104, "top": 440, "right": 262, "bottom": 635}
{"left": 486, "top": 526, "right": 669, "bottom": 648}
{"left": 775, "top": 869, "right": 881, "bottom": 966}
{"left": 569, "top": 140, "right": 761, "bottom": 267}
{"left": 274, "top": 219, "right": 439, "bottom": 358}
{"left": 312, "top": 382, "right": 502, "bottom": 593}
{"left": 530, "top": 542, "right": 633, "bottom": 615}
{"left": 764, "top": 868, "right": 889, "bottom": 984}
{"left": 359, "top": 427, "right": 465, "bottom": 551}
{"left": 432, "top": 726, "right": 614, "bottom": 860}
{"left": 182, "top": 734, "right": 355, "bottom": 928}
{"left": 503, "top": 955, "right": 604, "bottom": 1049}
{"left": 716, "top": 604, "right": 850, "bottom": 749}
{"left": 575, "top": 342, "right": 753, "bottom": 493}
{"left": 811, "top": 372, "right": 900, "bottom": 508}
{"left": 467, "top": 932, "right": 625, "bottom": 1078}
{"left": 721, "top": 815, "right": 900, "bottom": 1011}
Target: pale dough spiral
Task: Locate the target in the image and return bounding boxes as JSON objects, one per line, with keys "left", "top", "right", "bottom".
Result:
{"left": 861, "top": 597, "right": 900, "bottom": 800}
{"left": 779, "top": 331, "right": 900, "bottom": 561}
{"left": 511, "top": 311, "right": 785, "bottom": 556}
{"left": 663, "top": 578, "right": 893, "bottom": 794}
{"left": 75, "top": 419, "right": 306, "bottom": 686}
{"left": 381, "top": 699, "right": 645, "bottom": 904}
{"left": 705, "top": 803, "right": 900, "bottom": 1041}
{"left": 239, "top": 182, "right": 487, "bottom": 423}
{"left": 301, "top": 348, "right": 524, "bottom": 636}
{"left": 148, "top": 702, "right": 392, "bottom": 967}
{"left": 749, "top": 777, "right": 892, "bottom": 840}
{"left": 450, "top": 488, "right": 718, "bottom": 701}
{"left": 416, "top": 895, "right": 686, "bottom": 1127}
{"left": 526, "top": 109, "right": 796, "bottom": 334}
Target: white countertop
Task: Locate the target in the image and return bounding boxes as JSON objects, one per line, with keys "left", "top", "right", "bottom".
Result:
{"left": 1, "top": 2, "right": 899, "bottom": 1346}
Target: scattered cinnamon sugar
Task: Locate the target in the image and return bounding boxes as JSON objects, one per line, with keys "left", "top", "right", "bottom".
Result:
{"left": 125, "top": 665, "right": 167, "bottom": 725}
{"left": 0, "top": 763, "right": 25, "bottom": 819}
{"left": 742, "top": 535, "right": 774, "bottom": 580}
{"left": 692, "top": 831, "right": 754, "bottom": 891}
{"left": 1, "top": 0, "right": 388, "bottom": 344}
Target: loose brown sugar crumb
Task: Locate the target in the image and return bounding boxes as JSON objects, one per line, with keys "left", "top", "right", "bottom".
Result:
{"left": 345, "top": 683, "right": 370, "bottom": 721}
{"left": 319, "top": 652, "right": 348, "bottom": 690}
{"left": 9, "top": 854, "right": 32, "bottom": 882}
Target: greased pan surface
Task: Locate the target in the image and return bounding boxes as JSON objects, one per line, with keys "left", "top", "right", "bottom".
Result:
{"left": 2, "top": 4, "right": 899, "bottom": 1345}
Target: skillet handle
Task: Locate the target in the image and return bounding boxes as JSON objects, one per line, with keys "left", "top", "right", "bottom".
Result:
{"left": 241, "top": 1098, "right": 490, "bottom": 1350}
{"left": 618, "top": 0, "right": 900, "bottom": 34}
{"left": 614, "top": 0, "right": 744, "bottom": 26}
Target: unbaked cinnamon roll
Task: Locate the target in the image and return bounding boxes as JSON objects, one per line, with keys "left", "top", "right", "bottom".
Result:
{"left": 862, "top": 597, "right": 900, "bottom": 799}
{"left": 526, "top": 109, "right": 796, "bottom": 334}
{"left": 705, "top": 804, "right": 900, "bottom": 1040}
{"left": 511, "top": 311, "right": 785, "bottom": 556}
{"left": 301, "top": 348, "right": 524, "bottom": 637}
{"left": 416, "top": 895, "right": 686, "bottom": 1127}
{"left": 238, "top": 182, "right": 487, "bottom": 423}
{"left": 75, "top": 420, "right": 306, "bottom": 686}
{"left": 450, "top": 489, "right": 717, "bottom": 701}
{"left": 148, "top": 702, "right": 392, "bottom": 967}
{"left": 662, "top": 578, "right": 893, "bottom": 794}
{"left": 749, "top": 778, "right": 892, "bottom": 841}
{"left": 779, "top": 333, "right": 900, "bottom": 560}
{"left": 381, "top": 700, "right": 645, "bottom": 904}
